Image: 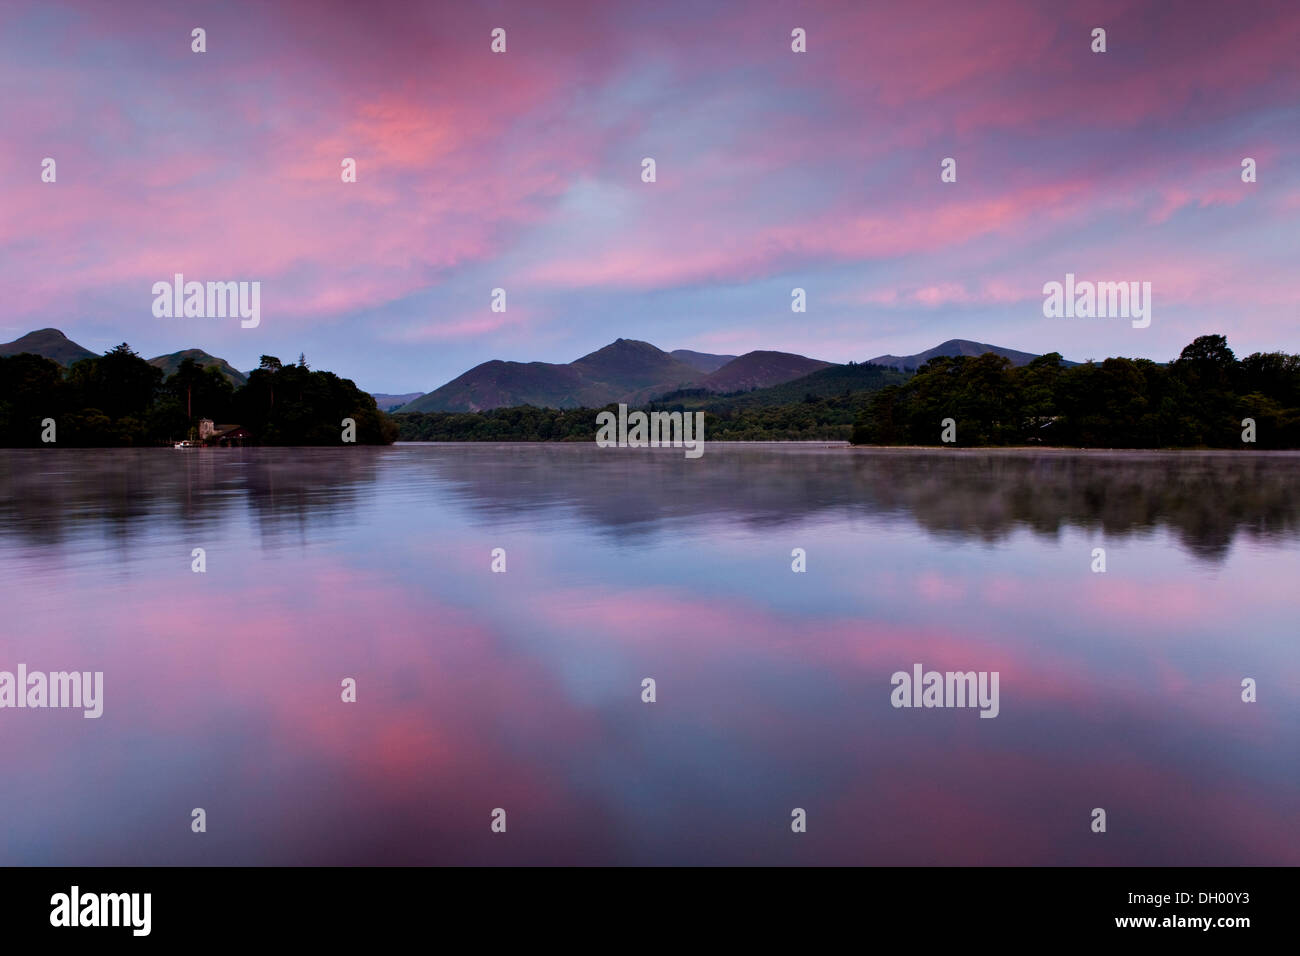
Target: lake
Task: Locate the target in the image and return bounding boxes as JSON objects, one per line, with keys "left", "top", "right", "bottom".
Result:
{"left": 1, "top": 444, "right": 1296, "bottom": 865}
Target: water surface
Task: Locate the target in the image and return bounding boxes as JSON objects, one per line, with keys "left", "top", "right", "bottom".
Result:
{"left": 1, "top": 444, "right": 1296, "bottom": 865}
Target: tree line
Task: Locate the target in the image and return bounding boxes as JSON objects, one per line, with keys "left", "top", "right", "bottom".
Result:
{"left": 852, "top": 335, "right": 1300, "bottom": 447}
{"left": 393, "top": 391, "right": 869, "bottom": 442}
{"left": 0, "top": 347, "right": 396, "bottom": 446}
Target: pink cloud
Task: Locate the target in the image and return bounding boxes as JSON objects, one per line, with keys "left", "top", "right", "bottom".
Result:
{"left": 0, "top": 0, "right": 1295, "bottom": 363}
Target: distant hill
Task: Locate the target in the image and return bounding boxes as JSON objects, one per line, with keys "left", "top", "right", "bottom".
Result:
{"left": 867, "top": 338, "right": 1072, "bottom": 371}
{"left": 371, "top": 391, "right": 425, "bottom": 412}
{"left": 693, "top": 350, "right": 832, "bottom": 393}
{"left": 406, "top": 359, "right": 599, "bottom": 412}
{"left": 402, "top": 337, "right": 1074, "bottom": 413}
{"left": 570, "top": 339, "right": 702, "bottom": 392}
{"left": 669, "top": 349, "right": 738, "bottom": 373}
{"left": 0, "top": 328, "right": 97, "bottom": 366}
{"left": 405, "top": 339, "right": 707, "bottom": 413}
{"left": 147, "top": 349, "right": 248, "bottom": 387}
{"left": 0, "top": 331, "right": 252, "bottom": 386}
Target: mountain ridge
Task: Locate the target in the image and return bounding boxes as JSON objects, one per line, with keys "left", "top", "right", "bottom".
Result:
{"left": 696, "top": 350, "right": 831, "bottom": 393}
{"left": 147, "top": 348, "right": 248, "bottom": 387}
{"left": 403, "top": 339, "right": 801, "bottom": 413}
{"left": 405, "top": 337, "right": 1073, "bottom": 412}
{"left": 1, "top": 329, "right": 249, "bottom": 386}
{"left": 3, "top": 328, "right": 1081, "bottom": 408}
{"left": 866, "top": 338, "right": 1076, "bottom": 371}
{"left": 0, "top": 328, "right": 98, "bottom": 366}
{"left": 670, "top": 349, "right": 738, "bottom": 373}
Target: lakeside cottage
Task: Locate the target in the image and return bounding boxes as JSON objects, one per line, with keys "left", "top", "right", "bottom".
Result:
{"left": 196, "top": 418, "right": 250, "bottom": 446}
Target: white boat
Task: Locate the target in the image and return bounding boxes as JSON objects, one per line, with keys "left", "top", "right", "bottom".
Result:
{"left": 173, "top": 440, "right": 202, "bottom": 449}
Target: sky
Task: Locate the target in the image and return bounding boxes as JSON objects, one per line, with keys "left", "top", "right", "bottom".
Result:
{"left": 1, "top": 0, "right": 1297, "bottom": 393}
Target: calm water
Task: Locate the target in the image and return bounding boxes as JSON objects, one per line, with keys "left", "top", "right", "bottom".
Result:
{"left": 1, "top": 444, "right": 1297, "bottom": 865}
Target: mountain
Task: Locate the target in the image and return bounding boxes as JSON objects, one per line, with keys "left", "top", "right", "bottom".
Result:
{"left": 0, "top": 328, "right": 97, "bottom": 366}
{"left": 0, "top": 331, "right": 251, "bottom": 387}
{"left": 866, "top": 338, "right": 1069, "bottom": 371}
{"left": 401, "top": 337, "right": 1069, "bottom": 414}
{"left": 570, "top": 339, "right": 702, "bottom": 392}
{"left": 404, "top": 359, "right": 594, "bottom": 412}
{"left": 404, "top": 339, "right": 707, "bottom": 413}
{"left": 371, "top": 392, "right": 425, "bottom": 412}
{"left": 694, "top": 350, "right": 832, "bottom": 393}
{"left": 670, "top": 349, "right": 738, "bottom": 373}
{"left": 147, "top": 349, "right": 248, "bottom": 387}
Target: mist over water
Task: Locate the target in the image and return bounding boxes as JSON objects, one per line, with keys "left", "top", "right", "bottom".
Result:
{"left": 1, "top": 445, "right": 1296, "bottom": 864}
